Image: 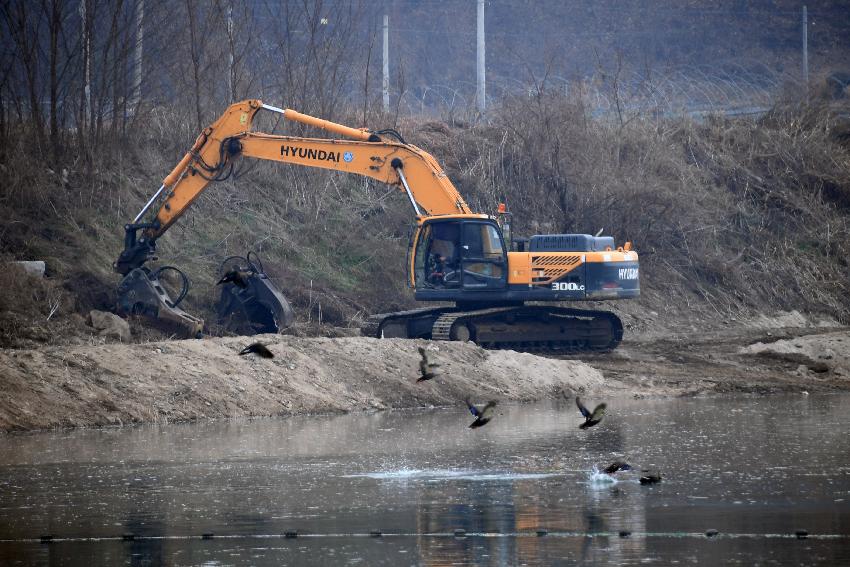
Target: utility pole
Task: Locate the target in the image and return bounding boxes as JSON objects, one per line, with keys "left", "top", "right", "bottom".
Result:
{"left": 383, "top": 14, "right": 389, "bottom": 112}
{"left": 227, "top": 1, "right": 234, "bottom": 103}
{"left": 476, "top": 0, "right": 485, "bottom": 113}
{"left": 80, "top": 0, "right": 90, "bottom": 128}
{"left": 802, "top": 5, "right": 809, "bottom": 91}
{"left": 133, "top": 0, "right": 144, "bottom": 110}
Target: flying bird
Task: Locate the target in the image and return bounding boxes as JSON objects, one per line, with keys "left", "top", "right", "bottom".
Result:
{"left": 217, "top": 269, "right": 250, "bottom": 289}
{"left": 639, "top": 471, "right": 662, "bottom": 485}
{"left": 603, "top": 461, "right": 632, "bottom": 475}
{"left": 465, "top": 399, "right": 497, "bottom": 428}
{"left": 239, "top": 342, "right": 274, "bottom": 359}
{"left": 576, "top": 396, "right": 606, "bottom": 429}
{"left": 417, "top": 346, "right": 441, "bottom": 382}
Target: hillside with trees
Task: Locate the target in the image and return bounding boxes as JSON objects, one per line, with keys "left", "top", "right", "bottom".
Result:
{"left": 1, "top": 0, "right": 849, "bottom": 347}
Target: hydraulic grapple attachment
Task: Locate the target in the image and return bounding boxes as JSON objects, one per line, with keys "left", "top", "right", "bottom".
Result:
{"left": 215, "top": 253, "right": 295, "bottom": 335}
{"left": 115, "top": 229, "right": 294, "bottom": 336}
{"left": 116, "top": 266, "right": 204, "bottom": 337}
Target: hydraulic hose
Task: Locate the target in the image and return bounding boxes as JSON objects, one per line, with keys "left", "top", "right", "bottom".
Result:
{"left": 150, "top": 265, "right": 190, "bottom": 307}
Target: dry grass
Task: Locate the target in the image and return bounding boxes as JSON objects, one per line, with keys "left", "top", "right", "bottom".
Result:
{"left": 433, "top": 89, "right": 850, "bottom": 323}
{"left": 0, "top": 261, "right": 76, "bottom": 348}
{"left": 1, "top": 86, "right": 848, "bottom": 347}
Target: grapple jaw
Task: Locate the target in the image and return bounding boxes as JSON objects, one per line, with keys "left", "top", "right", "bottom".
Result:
{"left": 115, "top": 246, "right": 294, "bottom": 337}
{"left": 215, "top": 254, "right": 295, "bottom": 335}
{"left": 116, "top": 267, "right": 204, "bottom": 337}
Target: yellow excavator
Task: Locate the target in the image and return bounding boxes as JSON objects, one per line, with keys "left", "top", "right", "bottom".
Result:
{"left": 114, "top": 99, "right": 639, "bottom": 351}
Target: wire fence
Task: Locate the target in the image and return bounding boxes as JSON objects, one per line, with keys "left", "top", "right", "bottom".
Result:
{"left": 389, "top": 63, "right": 803, "bottom": 123}
{"left": 5, "top": 61, "right": 804, "bottom": 136}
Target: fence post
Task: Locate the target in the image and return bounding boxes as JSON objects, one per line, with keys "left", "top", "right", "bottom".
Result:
{"left": 802, "top": 5, "right": 809, "bottom": 93}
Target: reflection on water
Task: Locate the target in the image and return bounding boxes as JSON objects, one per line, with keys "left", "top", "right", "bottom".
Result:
{"left": 1, "top": 394, "right": 849, "bottom": 565}
{"left": 345, "top": 469, "right": 560, "bottom": 481}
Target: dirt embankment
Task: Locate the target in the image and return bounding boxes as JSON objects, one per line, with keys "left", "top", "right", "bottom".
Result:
{"left": 571, "top": 323, "right": 850, "bottom": 397}
{"left": 1, "top": 316, "right": 849, "bottom": 433}
{"left": 0, "top": 336, "right": 603, "bottom": 432}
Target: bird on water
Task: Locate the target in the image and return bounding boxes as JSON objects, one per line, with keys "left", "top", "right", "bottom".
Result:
{"left": 639, "top": 471, "right": 662, "bottom": 485}
{"left": 603, "top": 461, "right": 632, "bottom": 475}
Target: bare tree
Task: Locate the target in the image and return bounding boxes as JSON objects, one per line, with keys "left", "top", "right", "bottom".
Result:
{"left": 2, "top": 0, "right": 48, "bottom": 149}
{"left": 262, "top": 0, "right": 367, "bottom": 121}
{"left": 184, "top": 0, "right": 221, "bottom": 131}
{"left": 216, "top": 0, "right": 256, "bottom": 103}
{"left": 361, "top": 28, "right": 375, "bottom": 125}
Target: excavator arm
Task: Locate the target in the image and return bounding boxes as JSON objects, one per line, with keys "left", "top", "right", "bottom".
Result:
{"left": 113, "top": 99, "right": 482, "bottom": 337}
{"left": 115, "top": 99, "right": 472, "bottom": 275}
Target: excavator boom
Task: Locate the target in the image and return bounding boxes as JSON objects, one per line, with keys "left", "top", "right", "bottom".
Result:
{"left": 127, "top": 99, "right": 471, "bottom": 250}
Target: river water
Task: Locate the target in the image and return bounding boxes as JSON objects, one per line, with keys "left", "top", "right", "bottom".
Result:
{"left": 1, "top": 394, "right": 849, "bottom": 565}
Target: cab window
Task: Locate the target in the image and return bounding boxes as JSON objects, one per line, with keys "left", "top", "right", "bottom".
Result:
{"left": 415, "top": 221, "right": 462, "bottom": 289}
{"left": 413, "top": 224, "right": 432, "bottom": 288}
{"left": 461, "top": 223, "right": 504, "bottom": 278}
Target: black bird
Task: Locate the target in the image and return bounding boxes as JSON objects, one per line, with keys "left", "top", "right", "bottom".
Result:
{"left": 417, "top": 346, "right": 441, "bottom": 382}
{"left": 239, "top": 342, "right": 274, "bottom": 359}
{"left": 639, "top": 471, "right": 662, "bottom": 485}
{"left": 465, "top": 399, "right": 497, "bottom": 428}
{"left": 603, "top": 461, "right": 632, "bottom": 475}
{"left": 217, "top": 269, "right": 250, "bottom": 289}
{"left": 576, "top": 396, "right": 606, "bottom": 429}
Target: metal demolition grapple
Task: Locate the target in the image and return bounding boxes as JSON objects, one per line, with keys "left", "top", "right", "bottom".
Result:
{"left": 115, "top": 221, "right": 292, "bottom": 337}
{"left": 214, "top": 252, "right": 294, "bottom": 334}
{"left": 116, "top": 264, "right": 204, "bottom": 336}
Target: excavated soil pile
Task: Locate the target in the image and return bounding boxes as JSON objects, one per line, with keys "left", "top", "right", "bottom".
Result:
{"left": 0, "top": 336, "right": 603, "bottom": 432}
{"left": 741, "top": 330, "right": 850, "bottom": 380}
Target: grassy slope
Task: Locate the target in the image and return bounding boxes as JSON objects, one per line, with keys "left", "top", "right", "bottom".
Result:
{"left": 1, "top": 93, "right": 848, "bottom": 347}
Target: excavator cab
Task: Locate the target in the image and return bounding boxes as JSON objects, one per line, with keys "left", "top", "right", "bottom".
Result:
{"left": 412, "top": 217, "right": 508, "bottom": 297}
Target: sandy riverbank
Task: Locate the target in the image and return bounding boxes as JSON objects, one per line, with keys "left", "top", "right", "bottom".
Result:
{"left": 1, "top": 322, "right": 848, "bottom": 432}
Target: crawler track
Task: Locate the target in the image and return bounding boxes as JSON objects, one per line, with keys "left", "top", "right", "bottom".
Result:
{"left": 361, "top": 305, "right": 623, "bottom": 353}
